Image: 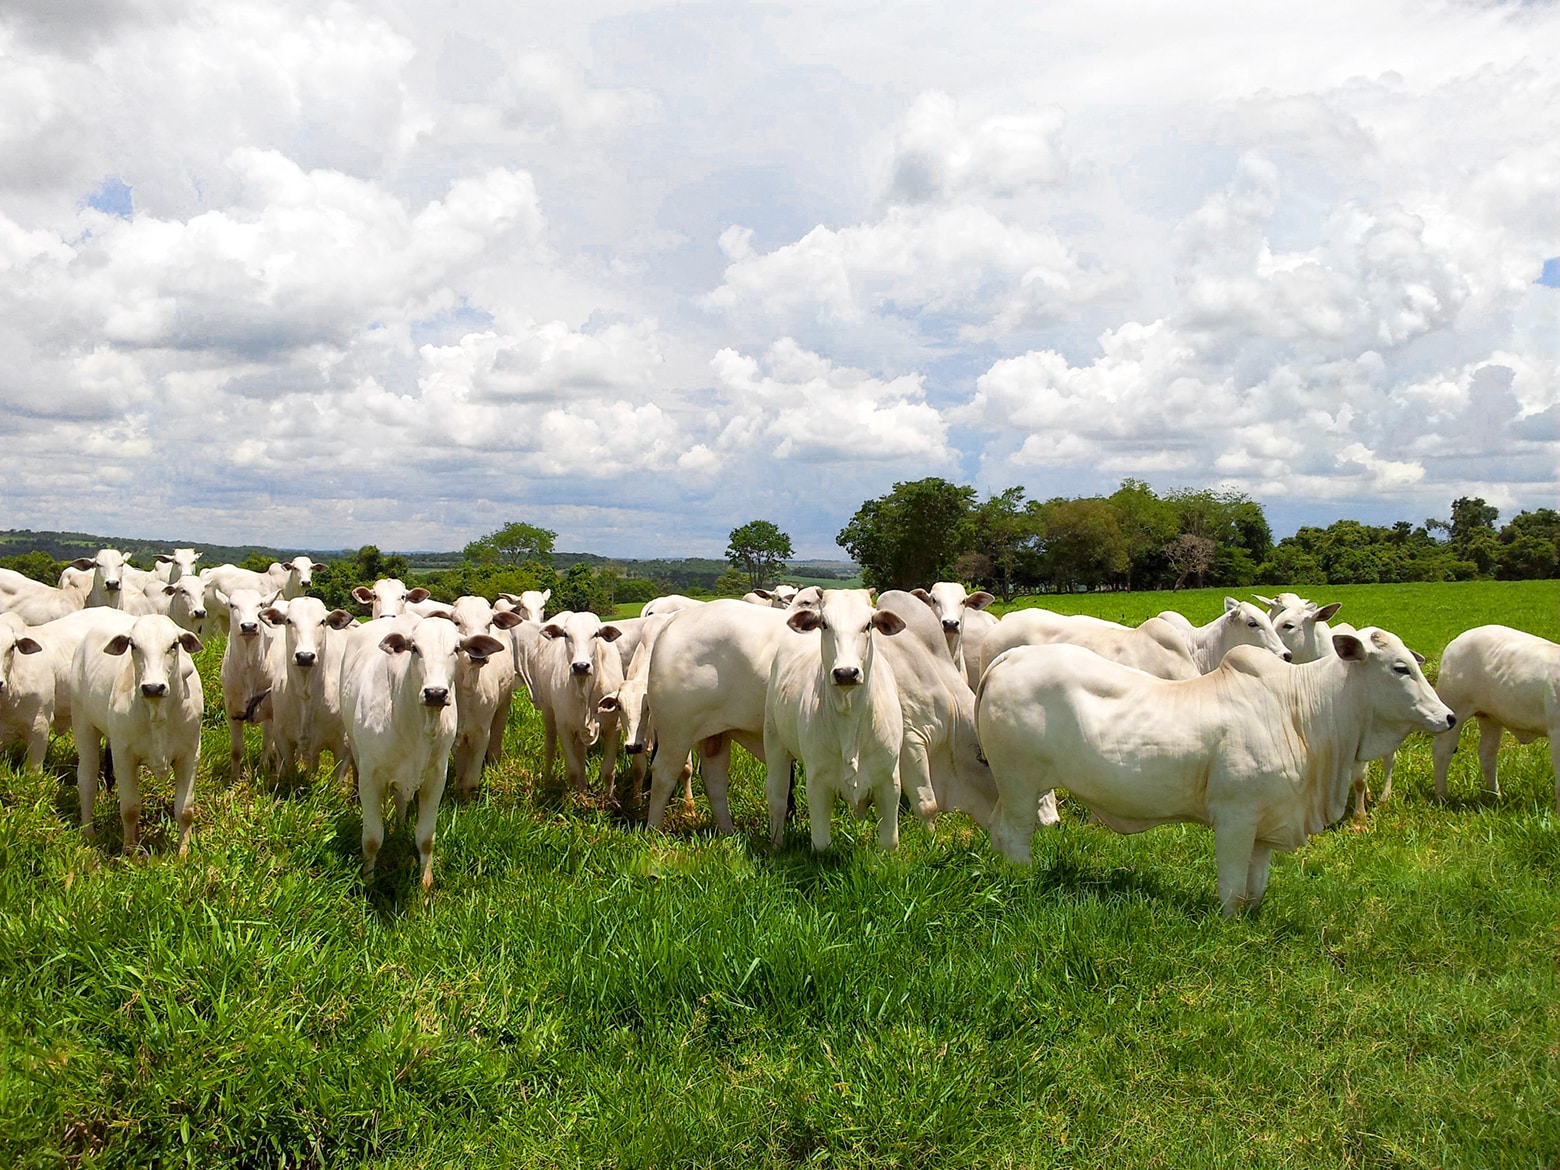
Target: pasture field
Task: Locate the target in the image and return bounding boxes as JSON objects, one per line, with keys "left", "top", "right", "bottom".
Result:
{"left": 1, "top": 581, "right": 1557, "bottom": 1167}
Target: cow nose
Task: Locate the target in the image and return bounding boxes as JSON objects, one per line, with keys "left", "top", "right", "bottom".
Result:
{"left": 832, "top": 666, "right": 863, "bottom": 686}
{"left": 294, "top": 651, "right": 316, "bottom": 667}
{"left": 571, "top": 661, "right": 592, "bottom": 676}
{"left": 422, "top": 687, "right": 449, "bottom": 707}
{"left": 106, "top": 581, "right": 122, "bottom": 592}
{"left": 624, "top": 742, "right": 644, "bottom": 754}
{"left": 239, "top": 622, "right": 259, "bottom": 636}
{"left": 942, "top": 619, "right": 959, "bottom": 631}
{"left": 1445, "top": 713, "right": 1456, "bottom": 728}
{"left": 141, "top": 682, "right": 168, "bottom": 698}
{"left": 192, "top": 609, "right": 207, "bottom": 619}
{"left": 1282, "top": 651, "right": 1292, "bottom": 662}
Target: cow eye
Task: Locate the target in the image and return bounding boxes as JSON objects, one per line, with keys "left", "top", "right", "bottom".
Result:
{"left": 1392, "top": 664, "right": 1410, "bottom": 675}
{"left": 1247, "top": 620, "right": 1258, "bottom": 627}
{"left": 1282, "top": 623, "right": 1294, "bottom": 631}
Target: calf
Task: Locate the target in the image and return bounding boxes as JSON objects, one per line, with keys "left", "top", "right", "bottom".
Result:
{"left": 1432, "top": 625, "right": 1560, "bottom": 811}
{"left": 446, "top": 596, "right": 525, "bottom": 796}
{"left": 978, "top": 629, "right": 1453, "bottom": 916}
{"left": 339, "top": 615, "right": 504, "bottom": 887}
{"left": 220, "top": 588, "right": 278, "bottom": 780}
{"left": 261, "top": 597, "right": 356, "bottom": 780}
{"left": 351, "top": 578, "right": 431, "bottom": 619}
{"left": 910, "top": 582, "right": 996, "bottom": 679}
{"left": 534, "top": 611, "right": 625, "bottom": 796}
{"left": 71, "top": 613, "right": 205, "bottom": 856}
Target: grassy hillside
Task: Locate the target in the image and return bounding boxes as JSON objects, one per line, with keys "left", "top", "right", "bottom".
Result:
{"left": 1, "top": 581, "right": 1556, "bottom": 1166}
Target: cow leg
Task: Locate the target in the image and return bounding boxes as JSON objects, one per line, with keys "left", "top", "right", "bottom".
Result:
{"left": 764, "top": 733, "right": 795, "bottom": 848}
{"left": 1244, "top": 844, "right": 1274, "bottom": 910}
{"left": 645, "top": 736, "right": 693, "bottom": 829}
{"left": 1213, "top": 821, "right": 1259, "bottom": 918}
{"left": 1350, "top": 761, "right": 1371, "bottom": 823}
{"left": 804, "top": 767, "right": 836, "bottom": 852}
{"left": 1431, "top": 723, "right": 1460, "bottom": 800}
{"left": 76, "top": 726, "right": 102, "bottom": 839}
{"left": 899, "top": 737, "right": 937, "bottom": 824}
{"left": 414, "top": 773, "right": 446, "bottom": 891}
{"left": 485, "top": 694, "right": 511, "bottom": 766}
{"left": 1549, "top": 734, "right": 1560, "bottom": 814}
{"left": 628, "top": 749, "right": 647, "bottom": 805}
{"left": 872, "top": 767, "right": 901, "bottom": 851}
{"left": 1377, "top": 751, "right": 1396, "bottom": 803}
{"left": 455, "top": 729, "right": 485, "bottom": 796}
{"left": 228, "top": 716, "right": 247, "bottom": 781}
{"left": 988, "top": 795, "right": 1035, "bottom": 865}
{"left": 359, "top": 772, "right": 385, "bottom": 880}
{"left": 541, "top": 709, "right": 559, "bottom": 786}
{"left": 702, "top": 737, "right": 737, "bottom": 835}
{"left": 172, "top": 753, "right": 197, "bottom": 858}
{"left": 24, "top": 714, "right": 49, "bottom": 772}
{"left": 113, "top": 747, "right": 143, "bottom": 858}
{"left": 1476, "top": 716, "right": 1502, "bottom": 795}
{"left": 596, "top": 708, "right": 621, "bottom": 799}
{"left": 1036, "top": 789, "right": 1060, "bottom": 829}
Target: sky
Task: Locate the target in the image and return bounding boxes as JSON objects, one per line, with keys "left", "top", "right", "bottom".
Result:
{"left": 0, "top": 0, "right": 1555, "bottom": 558}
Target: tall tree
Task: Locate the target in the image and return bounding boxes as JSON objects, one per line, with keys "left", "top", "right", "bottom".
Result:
{"left": 464, "top": 521, "right": 556, "bottom": 567}
{"left": 837, "top": 477, "right": 976, "bottom": 591}
{"left": 1034, "top": 497, "right": 1128, "bottom": 592}
{"left": 725, "top": 520, "right": 793, "bottom": 591}
{"left": 1108, "top": 478, "right": 1178, "bottom": 590}
{"left": 964, "top": 487, "right": 1039, "bottom": 600}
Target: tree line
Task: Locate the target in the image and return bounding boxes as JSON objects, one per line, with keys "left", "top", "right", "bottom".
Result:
{"left": 833, "top": 478, "right": 1560, "bottom": 596}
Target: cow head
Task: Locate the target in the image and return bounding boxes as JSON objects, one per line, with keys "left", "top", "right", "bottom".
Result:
{"left": 541, "top": 611, "right": 620, "bottom": 680}
{"left": 1333, "top": 627, "right": 1454, "bottom": 760}
{"left": 0, "top": 618, "right": 43, "bottom": 697}
{"left": 379, "top": 616, "right": 504, "bottom": 708}
{"left": 156, "top": 548, "right": 202, "bottom": 581}
{"left": 103, "top": 614, "right": 202, "bottom": 700}
{"left": 786, "top": 588, "right": 905, "bottom": 689}
{"left": 497, "top": 589, "right": 550, "bottom": 623}
{"left": 352, "top": 578, "right": 429, "bottom": 619}
{"left": 263, "top": 597, "right": 354, "bottom": 669}
{"left": 1263, "top": 594, "right": 1343, "bottom": 664}
{"left": 606, "top": 676, "right": 653, "bottom": 753}
{"left": 71, "top": 548, "right": 128, "bottom": 594}
{"left": 1222, "top": 597, "right": 1292, "bottom": 662}
{"left": 161, "top": 575, "right": 210, "bottom": 632}
{"left": 912, "top": 582, "right": 996, "bottom": 636}
{"left": 227, "top": 588, "right": 277, "bottom": 639}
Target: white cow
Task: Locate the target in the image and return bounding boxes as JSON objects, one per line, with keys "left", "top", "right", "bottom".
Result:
{"left": 495, "top": 590, "right": 550, "bottom": 622}
{"left": 0, "top": 571, "right": 89, "bottom": 627}
{"left": 153, "top": 548, "right": 202, "bottom": 583}
{"left": 977, "top": 629, "right": 1455, "bottom": 916}
{"left": 1432, "top": 625, "right": 1560, "bottom": 811}
{"left": 640, "top": 594, "right": 705, "bottom": 618}
{"left": 0, "top": 614, "right": 50, "bottom": 770}
{"left": 743, "top": 585, "right": 800, "bottom": 608}
{"left": 58, "top": 549, "right": 131, "bottom": 609}
{"left": 1258, "top": 593, "right": 1343, "bottom": 665}
{"left": 644, "top": 595, "right": 823, "bottom": 833}
{"left": 72, "top": 612, "right": 206, "bottom": 856}
{"left": 273, "top": 555, "right": 325, "bottom": 599}
{"left": 1, "top": 609, "right": 130, "bottom": 769}
{"left": 764, "top": 589, "right": 905, "bottom": 850}
{"left": 600, "top": 612, "right": 681, "bottom": 803}
{"left": 534, "top": 611, "right": 626, "bottom": 797}
{"left": 959, "top": 608, "right": 999, "bottom": 690}
{"left": 1154, "top": 598, "right": 1291, "bottom": 671}
{"left": 219, "top": 588, "right": 278, "bottom": 780}
{"left": 910, "top": 582, "right": 996, "bottom": 678}
{"left": 351, "top": 578, "right": 431, "bottom": 619}
{"left": 124, "top": 575, "right": 211, "bottom": 637}
{"left": 446, "top": 596, "right": 525, "bottom": 796}
{"left": 980, "top": 609, "right": 1202, "bottom": 681}
{"left": 339, "top": 615, "right": 505, "bottom": 888}
{"left": 261, "top": 597, "right": 357, "bottom": 780}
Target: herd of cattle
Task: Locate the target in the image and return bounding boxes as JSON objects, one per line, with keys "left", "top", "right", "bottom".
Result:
{"left": 0, "top": 547, "right": 1556, "bottom": 915}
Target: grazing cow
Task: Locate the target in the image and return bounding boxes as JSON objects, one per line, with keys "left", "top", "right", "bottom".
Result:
{"left": 534, "top": 611, "right": 626, "bottom": 796}
{"left": 71, "top": 613, "right": 206, "bottom": 856}
{"left": 339, "top": 615, "right": 505, "bottom": 888}
{"left": 495, "top": 590, "right": 550, "bottom": 622}
{"left": 220, "top": 588, "right": 278, "bottom": 780}
{"left": 261, "top": 597, "right": 356, "bottom": 780}
{"left": 153, "top": 548, "right": 201, "bottom": 583}
{"left": 446, "top": 596, "right": 525, "bottom": 795}
{"left": 1432, "top": 625, "right": 1560, "bottom": 811}
{"left": 743, "top": 585, "right": 800, "bottom": 608}
{"left": 644, "top": 594, "right": 825, "bottom": 832}
{"left": 0, "top": 614, "right": 50, "bottom": 769}
{"left": 977, "top": 629, "right": 1455, "bottom": 916}
{"left": 640, "top": 594, "right": 705, "bottom": 618}
{"left": 981, "top": 609, "right": 1202, "bottom": 681}
{"left": 351, "top": 578, "right": 431, "bottom": 619}
{"left": 1154, "top": 599, "right": 1291, "bottom": 671}
{"left": 910, "top": 582, "right": 996, "bottom": 677}
{"left": 763, "top": 589, "right": 906, "bottom": 850}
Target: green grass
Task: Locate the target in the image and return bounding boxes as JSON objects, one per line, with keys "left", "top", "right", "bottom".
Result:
{"left": 2, "top": 581, "right": 1558, "bottom": 1166}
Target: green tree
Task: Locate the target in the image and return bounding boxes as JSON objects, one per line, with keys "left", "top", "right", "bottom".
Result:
{"left": 725, "top": 520, "right": 794, "bottom": 591}
{"left": 464, "top": 521, "right": 556, "bottom": 567}
{"left": 552, "top": 563, "right": 614, "bottom": 615}
{"left": 1033, "top": 497, "right": 1128, "bottom": 592}
{"left": 836, "top": 477, "right": 976, "bottom": 591}
{"left": 1107, "top": 479, "right": 1178, "bottom": 590}
{"left": 964, "top": 487, "right": 1040, "bottom": 600}
{"left": 0, "top": 550, "right": 61, "bottom": 585}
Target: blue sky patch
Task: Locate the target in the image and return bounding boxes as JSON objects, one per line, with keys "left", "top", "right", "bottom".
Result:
{"left": 1539, "top": 257, "right": 1560, "bottom": 287}
{"left": 86, "top": 177, "right": 133, "bottom": 218}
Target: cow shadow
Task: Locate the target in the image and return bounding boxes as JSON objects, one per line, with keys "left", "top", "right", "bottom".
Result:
{"left": 328, "top": 808, "right": 432, "bottom": 919}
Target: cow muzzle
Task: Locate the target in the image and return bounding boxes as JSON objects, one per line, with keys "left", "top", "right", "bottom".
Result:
{"left": 624, "top": 742, "right": 644, "bottom": 754}
{"left": 106, "top": 581, "right": 122, "bottom": 592}
{"left": 571, "top": 661, "right": 592, "bottom": 676}
{"left": 141, "top": 682, "right": 168, "bottom": 698}
{"left": 942, "top": 619, "right": 959, "bottom": 632}
{"left": 294, "top": 651, "right": 317, "bottom": 667}
{"left": 1445, "top": 713, "right": 1456, "bottom": 729}
{"left": 239, "top": 622, "right": 259, "bottom": 636}
{"left": 422, "top": 687, "right": 450, "bottom": 707}
{"left": 1282, "top": 652, "right": 1292, "bottom": 662}
{"left": 192, "top": 609, "right": 207, "bottom": 620}
{"left": 831, "top": 666, "right": 863, "bottom": 686}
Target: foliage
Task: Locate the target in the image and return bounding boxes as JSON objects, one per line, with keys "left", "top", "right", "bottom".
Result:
{"left": 711, "top": 569, "right": 750, "bottom": 598}
{"left": 551, "top": 563, "right": 615, "bottom": 615}
{"left": 312, "top": 546, "right": 414, "bottom": 610}
{"left": 837, "top": 477, "right": 976, "bottom": 591}
{"left": 1163, "top": 533, "right": 1217, "bottom": 590}
{"left": 463, "top": 521, "right": 556, "bottom": 568}
{"left": 725, "top": 520, "right": 794, "bottom": 591}
{"left": 1033, "top": 497, "right": 1128, "bottom": 592}
{"left": 0, "top": 550, "right": 61, "bottom": 585}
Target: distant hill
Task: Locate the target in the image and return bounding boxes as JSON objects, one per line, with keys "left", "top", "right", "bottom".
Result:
{"left": 0, "top": 529, "right": 859, "bottom": 586}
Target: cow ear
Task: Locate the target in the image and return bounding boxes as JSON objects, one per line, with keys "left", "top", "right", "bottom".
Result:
{"left": 16, "top": 637, "right": 42, "bottom": 655}
{"left": 967, "top": 591, "right": 996, "bottom": 609}
{"left": 156, "top": 554, "right": 173, "bottom": 565}
{"left": 103, "top": 634, "right": 132, "bottom": 656}
{"left": 539, "top": 590, "right": 551, "bottom": 604}
{"left": 541, "top": 623, "right": 567, "bottom": 640}
{"left": 597, "top": 695, "right": 620, "bottom": 713}
{"left": 1332, "top": 633, "right": 1367, "bottom": 662}
{"left": 598, "top": 625, "right": 623, "bottom": 643}
{"left": 406, "top": 588, "right": 431, "bottom": 603}
{"left": 311, "top": 561, "right": 327, "bottom": 570}
{"left": 491, "top": 610, "right": 524, "bottom": 630}
{"left": 326, "top": 609, "right": 355, "bottom": 630}
{"left": 163, "top": 584, "right": 179, "bottom": 596}
{"left": 871, "top": 610, "right": 907, "bottom": 636}
{"left": 1313, "top": 602, "right": 1342, "bottom": 622}
{"left": 351, "top": 586, "right": 375, "bottom": 605}
{"left": 1410, "top": 649, "right": 1426, "bottom": 665}
{"left": 1224, "top": 597, "right": 1240, "bottom": 613}
{"left": 260, "top": 606, "right": 287, "bottom": 626}
{"left": 178, "top": 632, "right": 205, "bottom": 655}
{"left": 461, "top": 634, "right": 507, "bottom": 662}
{"left": 379, "top": 633, "right": 411, "bottom": 655}
{"left": 71, "top": 558, "right": 95, "bottom": 571}
{"left": 867, "top": 588, "right": 877, "bottom": 603}
{"left": 1253, "top": 594, "right": 1275, "bottom": 609}
{"left": 752, "top": 589, "right": 773, "bottom": 600}
{"left": 788, "top": 609, "right": 821, "bottom": 633}
{"left": 910, "top": 588, "right": 934, "bottom": 605}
